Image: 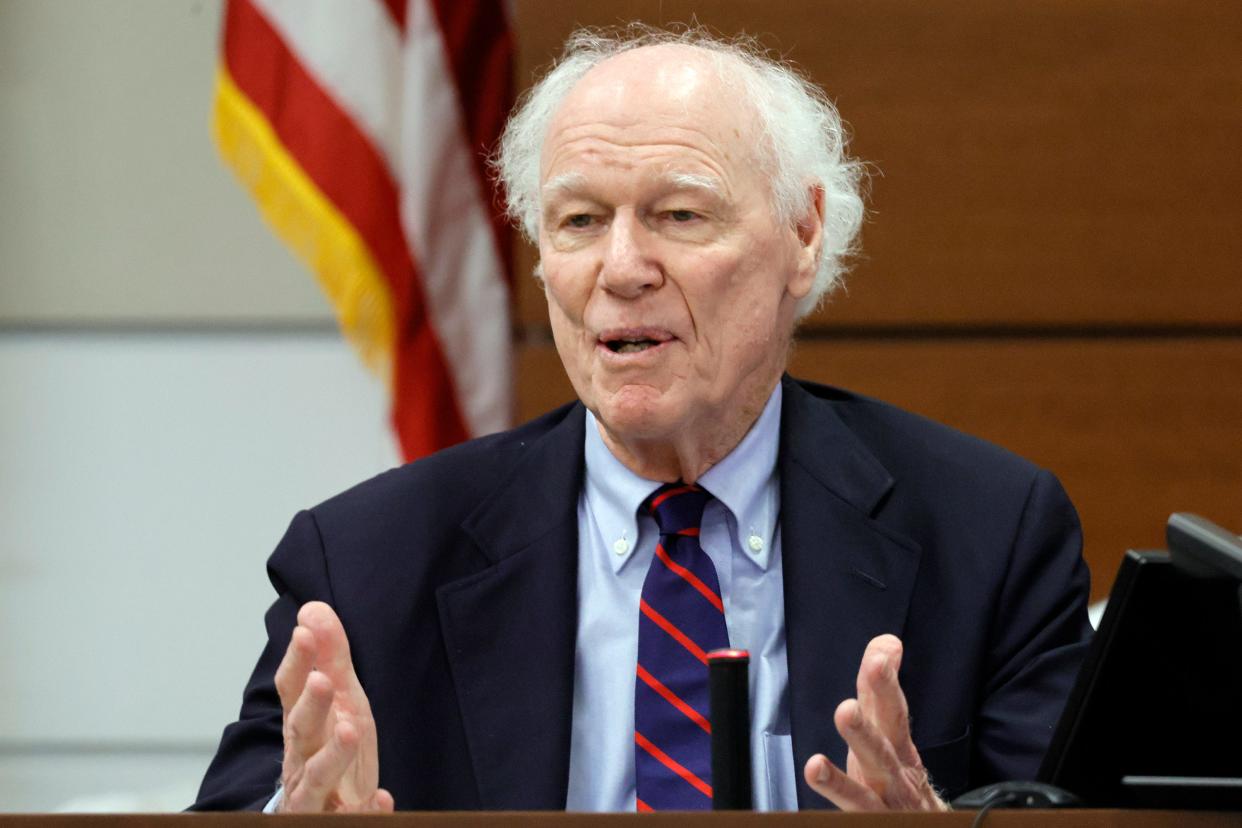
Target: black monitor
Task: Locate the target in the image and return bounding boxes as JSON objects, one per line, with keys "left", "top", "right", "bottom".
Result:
{"left": 1038, "top": 513, "right": 1242, "bottom": 809}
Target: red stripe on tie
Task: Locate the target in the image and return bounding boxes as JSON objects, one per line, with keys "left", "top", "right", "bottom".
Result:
{"left": 637, "top": 663, "right": 712, "bottom": 734}
{"left": 650, "top": 484, "right": 698, "bottom": 510}
{"left": 636, "top": 797, "right": 653, "bottom": 812}
{"left": 655, "top": 543, "right": 725, "bottom": 613}
{"left": 678, "top": 527, "right": 700, "bottom": 537}
{"left": 640, "top": 599, "right": 708, "bottom": 664}
{"left": 635, "top": 731, "right": 713, "bottom": 800}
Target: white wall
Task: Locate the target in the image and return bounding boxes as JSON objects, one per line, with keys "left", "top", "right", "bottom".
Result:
{"left": 0, "top": 0, "right": 325, "bottom": 321}
{"left": 0, "top": 0, "right": 401, "bottom": 811}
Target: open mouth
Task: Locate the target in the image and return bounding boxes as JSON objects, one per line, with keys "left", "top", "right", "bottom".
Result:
{"left": 606, "top": 338, "right": 660, "bottom": 354}
{"left": 599, "top": 330, "right": 673, "bottom": 355}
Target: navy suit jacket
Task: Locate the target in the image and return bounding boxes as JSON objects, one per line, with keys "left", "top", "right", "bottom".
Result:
{"left": 192, "top": 377, "right": 1091, "bottom": 811}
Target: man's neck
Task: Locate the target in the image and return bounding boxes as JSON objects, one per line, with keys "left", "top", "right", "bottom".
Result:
{"left": 595, "top": 376, "right": 782, "bottom": 484}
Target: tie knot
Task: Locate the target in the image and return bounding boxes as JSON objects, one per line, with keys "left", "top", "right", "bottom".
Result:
{"left": 645, "top": 482, "right": 712, "bottom": 535}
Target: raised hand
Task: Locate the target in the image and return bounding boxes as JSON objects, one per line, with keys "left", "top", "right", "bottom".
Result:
{"left": 273, "top": 601, "right": 394, "bottom": 813}
{"left": 803, "top": 635, "right": 948, "bottom": 811}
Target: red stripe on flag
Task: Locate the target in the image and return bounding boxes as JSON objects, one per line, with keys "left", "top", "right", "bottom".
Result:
{"left": 222, "top": 2, "right": 405, "bottom": 289}
{"left": 429, "top": 0, "right": 514, "bottom": 281}
{"left": 391, "top": 313, "right": 470, "bottom": 457}
{"left": 655, "top": 543, "right": 724, "bottom": 613}
{"left": 639, "top": 599, "right": 708, "bottom": 665}
{"left": 379, "top": 0, "right": 407, "bottom": 31}
{"left": 222, "top": 0, "right": 468, "bottom": 459}
{"left": 636, "top": 664, "right": 711, "bottom": 734}
{"left": 634, "top": 731, "right": 712, "bottom": 800}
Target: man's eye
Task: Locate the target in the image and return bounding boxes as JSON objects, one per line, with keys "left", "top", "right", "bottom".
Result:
{"left": 667, "top": 210, "right": 698, "bottom": 222}
{"left": 566, "top": 214, "right": 593, "bottom": 228}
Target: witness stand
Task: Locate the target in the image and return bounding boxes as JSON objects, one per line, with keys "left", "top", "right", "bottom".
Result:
{"left": 2, "top": 812, "right": 1240, "bottom": 827}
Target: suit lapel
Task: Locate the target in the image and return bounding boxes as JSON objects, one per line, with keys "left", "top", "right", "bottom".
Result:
{"left": 436, "top": 405, "right": 586, "bottom": 809}
{"left": 778, "top": 378, "right": 923, "bottom": 809}
{"left": 432, "top": 382, "right": 923, "bottom": 810}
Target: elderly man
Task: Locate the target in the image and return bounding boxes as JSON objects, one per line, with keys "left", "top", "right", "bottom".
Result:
{"left": 193, "top": 27, "right": 1090, "bottom": 813}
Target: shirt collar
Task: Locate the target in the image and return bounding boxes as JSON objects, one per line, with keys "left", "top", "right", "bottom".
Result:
{"left": 583, "top": 384, "right": 783, "bottom": 574}
{"left": 582, "top": 410, "right": 654, "bottom": 573}
{"left": 698, "top": 383, "right": 782, "bottom": 572}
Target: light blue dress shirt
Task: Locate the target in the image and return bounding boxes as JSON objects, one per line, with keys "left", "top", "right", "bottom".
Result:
{"left": 266, "top": 386, "right": 795, "bottom": 814}
{"left": 566, "top": 384, "right": 797, "bottom": 811}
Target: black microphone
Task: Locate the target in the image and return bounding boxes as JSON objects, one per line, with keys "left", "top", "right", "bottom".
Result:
{"left": 708, "top": 648, "right": 752, "bottom": 810}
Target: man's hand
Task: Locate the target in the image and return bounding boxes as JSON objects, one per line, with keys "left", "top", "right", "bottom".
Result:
{"left": 273, "top": 601, "right": 394, "bottom": 813}
{"left": 803, "top": 635, "right": 948, "bottom": 811}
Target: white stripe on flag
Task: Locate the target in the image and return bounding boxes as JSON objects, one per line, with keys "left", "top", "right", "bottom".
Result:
{"left": 248, "top": 0, "right": 513, "bottom": 438}
{"left": 399, "top": 0, "right": 512, "bottom": 437}
{"left": 253, "top": 0, "right": 405, "bottom": 166}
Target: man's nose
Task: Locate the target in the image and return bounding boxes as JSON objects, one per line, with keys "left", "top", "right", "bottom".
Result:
{"left": 598, "top": 212, "right": 662, "bottom": 298}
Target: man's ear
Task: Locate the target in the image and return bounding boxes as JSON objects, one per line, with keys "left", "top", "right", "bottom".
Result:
{"left": 788, "top": 184, "right": 825, "bottom": 300}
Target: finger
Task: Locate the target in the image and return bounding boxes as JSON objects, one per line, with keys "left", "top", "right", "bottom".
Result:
{"left": 834, "top": 700, "right": 924, "bottom": 809}
{"left": 803, "top": 753, "right": 884, "bottom": 812}
{"left": 354, "top": 704, "right": 382, "bottom": 781}
{"left": 856, "top": 635, "right": 919, "bottom": 766}
{"left": 275, "top": 625, "right": 316, "bottom": 712}
{"left": 298, "top": 602, "right": 363, "bottom": 694}
{"left": 283, "top": 718, "right": 361, "bottom": 813}
{"left": 297, "top": 603, "right": 387, "bottom": 801}
{"left": 855, "top": 636, "right": 902, "bottom": 724}
{"left": 283, "top": 668, "right": 336, "bottom": 760}
{"left": 370, "top": 788, "right": 396, "bottom": 812}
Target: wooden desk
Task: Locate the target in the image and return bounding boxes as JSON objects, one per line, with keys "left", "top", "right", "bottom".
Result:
{"left": 2, "top": 812, "right": 1239, "bottom": 827}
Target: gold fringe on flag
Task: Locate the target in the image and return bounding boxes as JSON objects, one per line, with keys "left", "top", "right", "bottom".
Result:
{"left": 212, "top": 64, "right": 395, "bottom": 382}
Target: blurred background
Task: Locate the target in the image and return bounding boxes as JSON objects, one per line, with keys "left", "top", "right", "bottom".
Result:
{"left": 0, "top": 0, "right": 399, "bottom": 810}
{"left": 1, "top": 0, "right": 1239, "bottom": 812}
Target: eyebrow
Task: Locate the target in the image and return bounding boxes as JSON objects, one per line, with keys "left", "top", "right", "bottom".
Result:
{"left": 541, "top": 172, "right": 587, "bottom": 200}
{"left": 539, "top": 170, "right": 730, "bottom": 222}
{"left": 542, "top": 171, "right": 726, "bottom": 199}
{"left": 660, "top": 172, "right": 726, "bottom": 200}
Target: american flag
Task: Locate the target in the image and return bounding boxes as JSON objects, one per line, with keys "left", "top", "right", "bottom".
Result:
{"left": 213, "top": 0, "right": 513, "bottom": 460}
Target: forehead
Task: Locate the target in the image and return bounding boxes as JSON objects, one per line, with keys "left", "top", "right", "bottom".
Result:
{"left": 540, "top": 45, "right": 762, "bottom": 187}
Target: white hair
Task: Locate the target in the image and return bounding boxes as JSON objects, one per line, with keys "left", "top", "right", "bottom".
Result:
{"left": 492, "top": 24, "right": 867, "bottom": 319}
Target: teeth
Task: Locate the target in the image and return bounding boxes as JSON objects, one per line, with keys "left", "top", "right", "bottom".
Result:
{"left": 613, "top": 340, "right": 656, "bottom": 353}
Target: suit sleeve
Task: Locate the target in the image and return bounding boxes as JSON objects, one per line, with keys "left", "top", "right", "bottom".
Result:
{"left": 973, "top": 469, "right": 1093, "bottom": 784}
{"left": 188, "top": 510, "right": 336, "bottom": 811}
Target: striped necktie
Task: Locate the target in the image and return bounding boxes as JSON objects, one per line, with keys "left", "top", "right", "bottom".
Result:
{"left": 634, "top": 482, "right": 729, "bottom": 811}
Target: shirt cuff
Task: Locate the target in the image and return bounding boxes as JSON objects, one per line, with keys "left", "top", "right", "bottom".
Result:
{"left": 262, "top": 787, "right": 283, "bottom": 814}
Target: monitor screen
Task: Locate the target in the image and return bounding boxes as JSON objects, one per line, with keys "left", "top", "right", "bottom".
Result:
{"left": 1038, "top": 514, "right": 1242, "bottom": 809}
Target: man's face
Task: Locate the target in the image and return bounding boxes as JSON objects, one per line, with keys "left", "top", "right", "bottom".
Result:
{"left": 538, "top": 46, "right": 818, "bottom": 454}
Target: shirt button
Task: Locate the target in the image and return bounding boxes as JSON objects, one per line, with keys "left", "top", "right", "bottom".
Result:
{"left": 747, "top": 534, "right": 764, "bottom": 553}
{"left": 613, "top": 538, "right": 630, "bottom": 555}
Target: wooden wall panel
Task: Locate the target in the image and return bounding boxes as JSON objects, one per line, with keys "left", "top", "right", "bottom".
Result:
{"left": 518, "top": 339, "right": 1242, "bottom": 602}
{"left": 511, "top": 0, "right": 1242, "bottom": 329}
{"left": 508, "top": 1, "right": 1242, "bottom": 599}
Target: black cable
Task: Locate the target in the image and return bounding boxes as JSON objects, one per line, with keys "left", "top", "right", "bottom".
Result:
{"left": 969, "top": 792, "right": 1021, "bottom": 828}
